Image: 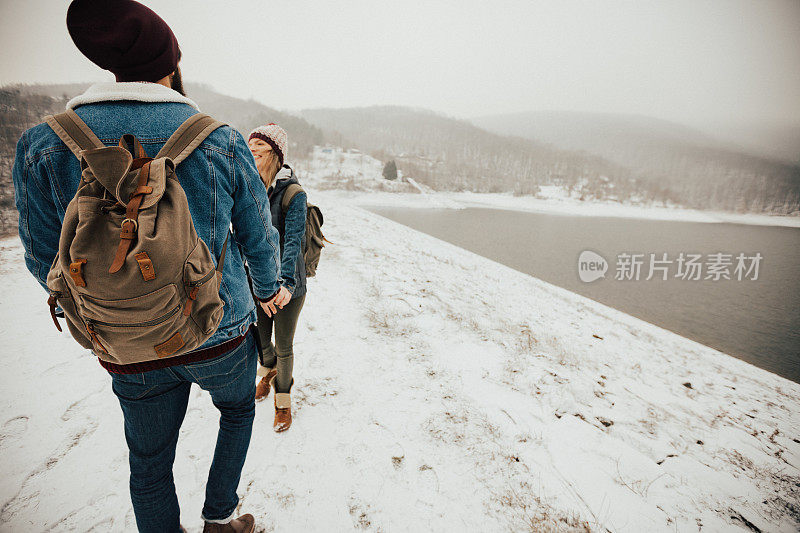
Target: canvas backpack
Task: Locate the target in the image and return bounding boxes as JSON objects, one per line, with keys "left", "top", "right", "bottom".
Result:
{"left": 44, "top": 109, "right": 230, "bottom": 366}
{"left": 281, "top": 183, "right": 329, "bottom": 277}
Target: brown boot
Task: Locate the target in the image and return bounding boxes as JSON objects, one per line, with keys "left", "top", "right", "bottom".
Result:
{"left": 202, "top": 513, "right": 255, "bottom": 533}
{"left": 254, "top": 367, "right": 277, "bottom": 402}
{"left": 272, "top": 376, "right": 292, "bottom": 432}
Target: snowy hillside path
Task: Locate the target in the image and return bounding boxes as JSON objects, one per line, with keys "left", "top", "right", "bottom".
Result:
{"left": 1, "top": 192, "right": 799, "bottom": 532}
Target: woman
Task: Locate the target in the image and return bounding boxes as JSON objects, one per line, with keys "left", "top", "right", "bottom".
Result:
{"left": 248, "top": 123, "right": 307, "bottom": 432}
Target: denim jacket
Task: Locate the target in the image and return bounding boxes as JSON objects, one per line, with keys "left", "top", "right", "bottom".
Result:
{"left": 12, "top": 82, "right": 282, "bottom": 351}
{"left": 267, "top": 165, "right": 307, "bottom": 299}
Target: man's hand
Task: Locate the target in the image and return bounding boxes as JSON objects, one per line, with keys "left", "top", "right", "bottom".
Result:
{"left": 259, "top": 286, "right": 292, "bottom": 317}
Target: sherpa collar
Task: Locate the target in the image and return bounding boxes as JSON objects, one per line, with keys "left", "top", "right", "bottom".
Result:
{"left": 275, "top": 165, "right": 293, "bottom": 181}
{"left": 66, "top": 81, "right": 200, "bottom": 111}
{"left": 267, "top": 166, "right": 294, "bottom": 197}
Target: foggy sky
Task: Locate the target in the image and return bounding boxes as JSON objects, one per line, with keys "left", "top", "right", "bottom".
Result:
{"left": 1, "top": 0, "right": 799, "bottom": 131}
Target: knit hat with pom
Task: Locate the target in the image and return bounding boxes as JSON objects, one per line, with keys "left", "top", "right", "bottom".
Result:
{"left": 248, "top": 124, "right": 287, "bottom": 166}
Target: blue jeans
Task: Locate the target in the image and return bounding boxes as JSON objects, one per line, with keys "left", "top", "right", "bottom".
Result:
{"left": 108, "top": 331, "right": 257, "bottom": 532}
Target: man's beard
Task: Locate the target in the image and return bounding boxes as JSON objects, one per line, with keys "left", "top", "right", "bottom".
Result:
{"left": 170, "top": 66, "right": 185, "bottom": 96}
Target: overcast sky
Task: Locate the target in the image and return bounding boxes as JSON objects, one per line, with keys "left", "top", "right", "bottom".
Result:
{"left": 1, "top": 0, "right": 799, "bottom": 130}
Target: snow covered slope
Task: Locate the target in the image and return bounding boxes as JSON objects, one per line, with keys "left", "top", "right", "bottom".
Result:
{"left": 1, "top": 192, "right": 798, "bottom": 532}
{"left": 297, "top": 147, "right": 415, "bottom": 194}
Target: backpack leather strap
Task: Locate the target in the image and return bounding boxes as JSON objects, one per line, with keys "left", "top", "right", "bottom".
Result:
{"left": 216, "top": 232, "right": 229, "bottom": 281}
{"left": 69, "top": 258, "right": 88, "bottom": 287}
{"left": 119, "top": 133, "right": 148, "bottom": 159}
{"left": 155, "top": 113, "right": 226, "bottom": 165}
{"left": 47, "top": 293, "right": 63, "bottom": 332}
{"left": 45, "top": 109, "right": 105, "bottom": 160}
{"left": 109, "top": 161, "right": 151, "bottom": 273}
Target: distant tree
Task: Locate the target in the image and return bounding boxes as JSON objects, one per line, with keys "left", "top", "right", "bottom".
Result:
{"left": 382, "top": 159, "right": 398, "bottom": 180}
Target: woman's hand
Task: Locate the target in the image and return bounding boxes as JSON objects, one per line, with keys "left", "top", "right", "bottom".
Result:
{"left": 274, "top": 286, "right": 292, "bottom": 308}
{"left": 260, "top": 286, "right": 292, "bottom": 317}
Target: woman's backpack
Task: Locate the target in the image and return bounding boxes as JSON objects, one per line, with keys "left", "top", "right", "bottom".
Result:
{"left": 43, "top": 109, "right": 230, "bottom": 365}
{"left": 280, "top": 184, "right": 329, "bottom": 277}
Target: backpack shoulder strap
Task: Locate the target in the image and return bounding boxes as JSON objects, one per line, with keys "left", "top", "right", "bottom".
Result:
{"left": 215, "top": 232, "right": 230, "bottom": 281}
{"left": 281, "top": 183, "right": 305, "bottom": 212}
{"left": 155, "top": 113, "right": 226, "bottom": 165}
{"left": 44, "top": 109, "right": 104, "bottom": 160}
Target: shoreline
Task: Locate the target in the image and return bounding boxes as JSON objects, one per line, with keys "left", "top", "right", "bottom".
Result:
{"left": 337, "top": 189, "right": 800, "bottom": 228}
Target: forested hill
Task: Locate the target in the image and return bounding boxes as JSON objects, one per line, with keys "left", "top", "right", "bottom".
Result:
{"left": 304, "top": 106, "right": 800, "bottom": 215}
{"left": 0, "top": 87, "right": 70, "bottom": 236}
{"left": 474, "top": 110, "right": 800, "bottom": 214}
{"left": 301, "top": 106, "right": 635, "bottom": 197}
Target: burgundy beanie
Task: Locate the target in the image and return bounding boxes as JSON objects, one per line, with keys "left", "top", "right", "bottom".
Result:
{"left": 66, "top": 0, "right": 181, "bottom": 83}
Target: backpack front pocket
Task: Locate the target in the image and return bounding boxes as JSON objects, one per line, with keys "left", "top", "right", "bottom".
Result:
{"left": 79, "top": 283, "right": 195, "bottom": 362}
{"left": 183, "top": 240, "right": 224, "bottom": 336}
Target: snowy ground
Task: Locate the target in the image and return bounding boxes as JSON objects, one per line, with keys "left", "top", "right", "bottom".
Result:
{"left": 1, "top": 192, "right": 799, "bottom": 532}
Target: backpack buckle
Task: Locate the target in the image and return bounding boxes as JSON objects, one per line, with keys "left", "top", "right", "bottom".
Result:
{"left": 110, "top": 218, "right": 139, "bottom": 273}
{"left": 121, "top": 218, "right": 138, "bottom": 233}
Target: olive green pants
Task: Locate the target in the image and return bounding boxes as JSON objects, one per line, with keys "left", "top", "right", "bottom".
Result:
{"left": 255, "top": 294, "right": 305, "bottom": 394}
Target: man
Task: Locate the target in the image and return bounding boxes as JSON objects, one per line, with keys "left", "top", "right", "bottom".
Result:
{"left": 12, "top": 1, "right": 283, "bottom": 531}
